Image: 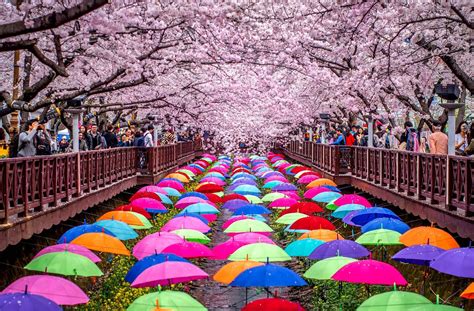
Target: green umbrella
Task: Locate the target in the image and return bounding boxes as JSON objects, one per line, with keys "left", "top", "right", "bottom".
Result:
{"left": 304, "top": 256, "right": 356, "bottom": 280}
{"left": 25, "top": 251, "right": 103, "bottom": 277}
{"left": 224, "top": 219, "right": 273, "bottom": 234}
{"left": 244, "top": 195, "right": 263, "bottom": 204}
{"left": 177, "top": 169, "right": 196, "bottom": 178}
{"left": 127, "top": 290, "right": 206, "bottom": 311}
{"left": 325, "top": 199, "right": 339, "bottom": 211}
{"left": 262, "top": 192, "right": 287, "bottom": 202}
{"left": 276, "top": 212, "right": 308, "bottom": 225}
{"left": 356, "top": 229, "right": 402, "bottom": 246}
{"left": 228, "top": 242, "right": 291, "bottom": 262}
{"left": 284, "top": 239, "right": 324, "bottom": 257}
{"left": 171, "top": 229, "right": 211, "bottom": 244}
{"left": 357, "top": 290, "right": 432, "bottom": 310}
{"left": 129, "top": 212, "right": 153, "bottom": 230}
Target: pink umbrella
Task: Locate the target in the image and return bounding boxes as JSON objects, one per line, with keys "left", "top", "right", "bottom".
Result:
{"left": 132, "top": 232, "right": 183, "bottom": 260}
{"left": 2, "top": 275, "right": 89, "bottom": 305}
{"left": 209, "top": 167, "right": 227, "bottom": 174}
{"left": 175, "top": 197, "right": 210, "bottom": 209}
{"left": 138, "top": 185, "right": 167, "bottom": 195}
{"left": 232, "top": 233, "right": 276, "bottom": 245}
{"left": 34, "top": 244, "right": 100, "bottom": 263}
{"left": 181, "top": 166, "right": 201, "bottom": 175}
{"left": 222, "top": 216, "right": 252, "bottom": 230}
{"left": 277, "top": 191, "right": 300, "bottom": 200}
{"left": 297, "top": 175, "right": 320, "bottom": 184}
{"left": 161, "top": 241, "right": 214, "bottom": 258}
{"left": 131, "top": 261, "right": 208, "bottom": 287}
{"left": 269, "top": 198, "right": 298, "bottom": 209}
{"left": 304, "top": 186, "right": 331, "bottom": 199}
{"left": 201, "top": 177, "right": 226, "bottom": 186}
{"left": 333, "top": 194, "right": 372, "bottom": 208}
{"left": 332, "top": 259, "right": 408, "bottom": 286}
{"left": 161, "top": 216, "right": 211, "bottom": 233}
{"left": 265, "top": 176, "right": 288, "bottom": 183}
{"left": 201, "top": 214, "right": 218, "bottom": 222}
{"left": 156, "top": 180, "right": 185, "bottom": 192}
{"left": 211, "top": 240, "right": 249, "bottom": 260}
{"left": 130, "top": 197, "right": 167, "bottom": 211}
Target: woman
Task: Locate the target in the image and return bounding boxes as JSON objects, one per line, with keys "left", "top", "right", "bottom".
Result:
{"left": 118, "top": 134, "right": 131, "bottom": 147}
{"left": 455, "top": 121, "right": 469, "bottom": 153}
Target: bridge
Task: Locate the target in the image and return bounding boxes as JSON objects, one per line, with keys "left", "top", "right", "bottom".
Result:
{"left": 281, "top": 141, "right": 474, "bottom": 240}
{"left": 0, "top": 141, "right": 202, "bottom": 251}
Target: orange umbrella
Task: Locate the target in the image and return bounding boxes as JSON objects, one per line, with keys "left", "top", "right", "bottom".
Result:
{"left": 306, "top": 178, "right": 337, "bottom": 189}
{"left": 213, "top": 260, "right": 264, "bottom": 284}
{"left": 298, "top": 229, "right": 344, "bottom": 242}
{"left": 461, "top": 282, "right": 474, "bottom": 299}
{"left": 166, "top": 173, "right": 190, "bottom": 183}
{"left": 399, "top": 226, "right": 459, "bottom": 250}
{"left": 97, "top": 211, "right": 145, "bottom": 227}
{"left": 71, "top": 232, "right": 130, "bottom": 255}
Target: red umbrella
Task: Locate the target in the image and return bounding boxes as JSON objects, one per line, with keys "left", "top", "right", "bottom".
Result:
{"left": 298, "top": 171, "right": 321, "bottom": 178}
{"left": 280, "top": 202, "right": 323, "bottom": 216}
{"left": 114, "top": 205, "right": 152, "bottom": 219}
{"left": 291, "top": 166, "right": 311, "bottom": 174}
{"left": 129, "top": 191, "right": 164, "bottom": 202}
{"left": 196, "top": 183, "right": 224, "bottom": 193}
{"left": 289, "top": 216, "right": 336, "bottom": 231}
{"left": 232, "top": 168, "right": 252, "bottom": 175}
{"left": 205, "top": 193, "right": 223, "bottom": 204}
{"left": 223, "top": 194, "right": 249, "bottom": 203}
{"left": 242, "top": 298, "right": 305, "bottom": 311}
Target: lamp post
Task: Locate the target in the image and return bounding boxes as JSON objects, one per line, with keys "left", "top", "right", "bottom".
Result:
{"left": 66, "top": 96, "right": 87, "bottom": 152}
{"left": 435, "top": 84, "right": 462, "bottom": 155}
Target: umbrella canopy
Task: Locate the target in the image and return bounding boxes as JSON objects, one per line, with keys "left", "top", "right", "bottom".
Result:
{"left": 289, "top": 216, "right": 336, "bottom": 231}
{"left": 57, "top": 223, "right": 115, "bottom": 243}
{"left": 0, "top": 293, "right": 61, "bottom": 311}
{"left": 222, "top": 216, "right": 252, "bottom": 229}
{"left": 213, "top": 260, "right": 264, "bottom": 284}
{"left": 276, "top": 213, "right": 308, "bottom": 225}
{"left": 71, "top": 232, "right": 130, "bottom": 255}
{"left": 285, "top": 239, "right": 325, "bottom": 257}
{"left": 262, "top": 181, "right": 284, "bottom": 190}
{"left": 228, "top": 243, "right": 290, "bottom": 262}
{"left": 125, "top": 254, "right": 189, "bottom": 283}
{"left": 242, "top": 298, "right": 305, "bottom": 311}
{"left": 269, "top": 198, "right": 298, "bottom": 209}
{"left": 362, "top": 218, "right": 410, "bottom": 234}
{"left": 223, "top": 199, "right": 249, "bottom": 211}
{"left": 160, "top": 187, "right": 182, "bottom": 197}
{"left": 304, "top": 256, "right": 357, "bottom": 280}
{"left": 223, "top": 194, "right": 249, "bottom": 202}
{"left": 95, "top": 220, "right": 138, "bottom": 240}
{"left": 400, "top": 227, "right": 460, "bottom": 250}
{"left": 127, "top": 290, "right": 206, "bottom": 311}
{"left": 233, "top": 205, "right": 271, "bottom": 215}
{"left": 332, "top": 259, "right": 408, "bottom": 286}
{"left": 97, "top": 211, "right": 152, "bottom": 228}
{"left": 181, "top": 192, "right": 208, "bottom": 200}
{"left": 307, "top": 178, "right": 337, "bottom": 188}
{"left": 357, "top": 290, "right": 433, "bottom": 310}
{"left": 131, "top": 261, "right": 208, "bottom": 287}
{"left": 166, "top": 173, "right": 190, "bottom": 183}
{"left": 355, "top": 229, "right": 402, "bottom": 246}
{"left": 332, "top": 204, "right": 366, "bottom": 219}
{"left": 130, "top": 198, "right": 168, "bottom": 212}
{"left": 196, "top": 182, "right": 224, "bottom": 193}
{"left": 204, "top": 193, "right": 224, "bottom": 204}
{"left": 333, "top": 194, "right": 371, "bottom": 208}
{"left": 273, "top": 183, "right": 298, "bottom": 192}
{"left": 161, "top": 241, "right": 214, "bottom": 259}
{"left": 161, "top": 216, "right": 211, "bottom": 233}
{"left": 461, "top": 282, "right": 474, "bottom": 299}
{"left": 211, "top": 240, "right": 250, "bottom": 260}
{"left": 298, "top": 175, "right": 320, "bottom": 184}
{"left": 175, "top": 197, "right": 209, "bottom": 209}
{"left": 430, "top": 247, "right": 474, "bottom": 278}
{"left": 114, "top": 205, "right": 152, "bottom": 219}
{"left": 309, "top": 240, "right": 370, "bottom": 259}
{"left": 173, "top": 212, "right": 209, "bottom": 224}
{"left": 233, "top": 185, "right": 261, "bottom": 196}
{"left": 138, "top": 185, "right": 168, "bottom": 194}
{"left": 132, "top": 232, "right": 183, "bottom": 260}
{"left": 392, "top": 245, "right": 445, "bottom": 266}
{"left": 298, "top": 230, "right": 344, "bottom": 242}
{"left": 303, "top": 186, "right": 332, "bottom": 199}
{"left": 129, "top": 191, "right": 164, "bottom": 203}
{"left": 243, "top": 195, "right": 263, "bottom": 204}
{"left": 261, "top": 192, "right": 287, "bottom": 202}
{"left": 349, "top": 208, "right": 401, "bottom": 226}
{"left": 232, "top": 233, "right": 275, "bottom": 245}
{"left": 281, "top": 202, "right": 324, "bottom": 216}
{"left": 156, "top": 180, "right": 185, "bottom": 192}
{"left": 312, "top": 191, "right": 342, "bottom": 203}
{"left": 25, "top": 251, "right": 103, "bottom": 276}
{"left": 230, "top": 264, "right": 307, "bottom": 287}
{"left": 182, "top": 203, "right": 220, "bottom": 215}
{"left": 170, "top": 229, "right": 211, "bottom": 244}
{"left": 2, "top": 275, "right": 89, "bottom": 305}
{"left": 33, "top": 244, "right": 100, "bottom": 263}
{"left": 224, "top": 219, "right": 273, "bottom": 235}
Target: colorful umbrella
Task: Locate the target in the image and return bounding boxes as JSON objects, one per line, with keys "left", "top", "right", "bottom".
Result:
{"left": 130, "top": 198, "right": 168, "bottom": 213}
{"left": 2, "top": 275, "right": 89, "bottom": 305}
{"left": 132, "top": 232, "right": 183, "bottom": 260}
{"left": 233, "top": 205, "right": 271, "bottom": 215}
{"left": 262, "top": 181, "right": 284, "bottom": 190}
{"left": 230, "top": 264, "right": 307, "bottom": 287}
{"left": 211, "top": 240, "right": 249, "bottom": 260}
{"left": 0, "top": 293, "right": 61, "bottom": 311}
{"left": 243, "top": 195, "right": 263, "bottom": 204}
{"left": 309, "top": 240, "right": 370, "bottom": 259}
{"left": 261, "top": 192, "right": 287, "bottom": 202}
{"left": 161, "top": 216, "right": 211, "bottom": 233}
{"left": 33, "top": 244, "right": 100, "bottom": 263}
{"left": 25, "top": 251, "right": 103, "bottom": 276}
{"left": 131, "top": 261, "right": 208, "bottom": 287}
{"left": 71, "top": 232, "right": 130, "bottom": 255}
{"left": 333, "top": 194, "right": 371, "bottom": 208}
{"left": 357, "top": 290, "right": 433, "bottom": 310}
{"left": 97, "top": 211, "right": 152, "bottom": 228}
{"left": 304, "top": 256, "right": 357, "bottom": 280}
{"left": 289, "top": 216, "right": 336, "bottom": 231}
{"left": 276, "top": 213, "right": 309, "bottom": 225}
{"left": 461, "top": 282, "right": 474, "bottom": 299}
{"left": 312, "top": 191, "right": 342, "bottom": 203}
{"left": 228, "top": 243, "right": 290, "bottom": 262}
{"left": 280, "top": 202, "right": 324, "bottom": 216}
{"left": 181, "top": 192, "right": 208, "bottom": 200}
{"left": 332, "top": 259, "right": 407, "bottom": 286}
{"left": 224, "top": 219, "right": 273, "bottom": 235}
{"left": 361, "top": 218, "right": 410, "bottom": 234}
{"left": 170, "top": 229, "right": 211, "bottom": 244}
{"left": 298, "top": 175, "right": 320, "bottom": 184}
{"left": 392, "top": 245, "right": 445, "bottom": 266}
{"left": 161, "top": 241, "right": 214, "bottom": 259}
{"left": 138, "top": 185, "right": 168, "bottom": 194}
{"left": 175, "top": 197, "right": 209, "bottom": 209}
{"left": 125, "top": 254, "right": 189, "bottom": 283}
{"left": 242, "top": 298, "right": 305, "bottom": 311}
{"left": 127, "top": 290, "right": 206, "bottom": 311}
{"left": 269, "top": 198, "right": 298, "bottom": 209}
{"left": 95, "top": 220, "right": 138, "bottom": 240}
{"left": 349, "top": 208, "right": 401, "bottom": 226}
{"left": 156, "top": 180, "right": 184, "bottom": 192}
{"left": 114, "top": 205, "right": 152, "bottom": 219}
{"left": 166, "top": 173, "right": 190, "bottom": 183}
{"left": 430, "top": 247, "right": 474, "bottom": 278}
{"left": 273, "top": 183, "right": 298, "bottom": 192}
{"left": 307, "top": 178, "right": 337, "bottom": 188}
{"left": 173, "top": 212, "right": 209, "bottom": 224}
{"left": 399, "top": 227, "right": 459, "bottom": 250}
{"left": 298, "top": 229, "right": 344, "bottom": 242}
{"left": 196, "top": 182, "right": 224, "bottom": 193}
{"left": 223, "top": 199, "right": 249, "bottom": 211}
{"left": 285, "top": 239, "right": 325, "bottom": 257}
{"left": 355, "top": 229, "right": 402, "bottom": 246}
{"left": 332, "top": 204, "right": 366, "bottom": 219}
{"left": 160, "top": 187, "right": 182, "bottom": 197}
{"left": 213, "top": 260, "right": 264, "bottom": 284}
{"left": 232, "top": 233, "right": 275, "bottom": 245}
{"left": 223, "top": 194, "right": 249, "bottom": 202}
{"left": 303, "top": 186, "right": 332, "bottom": 199}
{"left": 233, "top": 185, "right": 261, "bottom": 196}
{"left": 182, "top": 203, "right": 220, "bottom": 215}
{"left": 57, "top": 223, "right": 115, "bottom": 243}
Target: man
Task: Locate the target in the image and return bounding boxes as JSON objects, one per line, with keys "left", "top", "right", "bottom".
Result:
{"left": 429, "top": 121, "right": 448, "bottom": 154}
{"left": 330, "top": 128, "right": 346, "bottom": 145}
{"left": 401, "top": 121, "right": 419, "bottom": 151}
{"left": 18, "top": 120, "right": 39, "bottom": 157}
{"left": 34, "top": 124, "right": 52, "bottom": 156}
{"left": 103, "top": 124, "right": 118, "bottom": 148}
{"left": 89, "top": 124, "right": 106, "bottom": 150}
{"left": 143, "top": 125, "right": 154, "bottom": 147}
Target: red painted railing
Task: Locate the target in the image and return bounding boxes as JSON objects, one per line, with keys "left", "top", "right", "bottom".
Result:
{"left": 0, "top": 141, "right": 202, "bottom": 224}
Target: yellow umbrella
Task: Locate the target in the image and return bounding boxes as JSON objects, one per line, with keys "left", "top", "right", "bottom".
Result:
{"left": 213, "top": 260, "right": 264, "bottom": 284}
{"left": 306, "top": 178, "right": 337, "bottom": 189}
{"left": 166, "top": 173, "right": 190, "bottom": 183}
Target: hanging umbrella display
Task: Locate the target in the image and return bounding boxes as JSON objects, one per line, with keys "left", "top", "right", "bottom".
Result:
{"left": 57, "top": 223, "right": 116, "bottom": 243}
{"left": 161, "top": 216, "right": 211, "bottom": 233}
{"left": 127, "top": 290, "right": 206, "bottom": 311}
{"left": 161, "top": 241, "right": 214, "bottom": 259}
{"left": 2, "top": 275, "right": 89, "bottom": 305}
{"left": 298, "top": 230, "right": 344, "bottom": 242}
{"left": 355, "top": 229, "right": 402, "bottom": 246}
{"left": 131, "top": 261, "right": 208, "bottom": 287}
{"left": 224, "top": 219, "right": 273, "bottom": 235}
{"left": 276, "top": 213, "right": 309, "bottom": 225}
{"left": 304, "top": 256, "right": 357, "bottom": 280}
{"left": 0, "top": 293, "right": 61, "bottom": 311}
{"left": 242, "top": 298, "right": 305, "bottom": 311}
{"left": 312, "top": 192, "right": 342, "bottom": 203}
{"left": 285, "top": 239, "right": 325, "bottom": 257}
{"left": 400, "top": 226, "right": 460, "bottom": 250}
{"left": 95, "top": 220, "right": 138, "bottom": 240}
{"left": 333, "top": 194, "right": 371, "bottom": 208}
{"left": 461, "top": 282, "right": 474, "bottom": 299}
{"left": 229, "top": 264, "right": 307, "bottom": 287}
{"left": 228, "top": 243, "right": 291, "bottom": 262}
{"left": 392, "top": 245, "right": 445, "bottom": 266}
{"left": 309, "top": 240, "right": 370, "bottom": 259}
{"left": 170, "top": 229, "right": 211, "bottom": 244}
{"left": 430, "top": 247, "right": 474, "bottom": 278}
{"left": 233, "top": 205, "right": 271, "bottom": 215}
{"left": 332, "top": 259, "right": 408, "bottom": 286}
{"left": 71, "top": 232, "right": 130, "bottom": 255}
{"left": 361, "top": 218, "right": 410, "bottom": 234}
{"left": 33, "top": 244, "right": 101, "bottom": 263}
{"left": 289, "top": 216, "right": 336, "bottom": 231}
{"left": 25, "top": 251, "right": 103, "bottom": 276}
{"left": 125, "top": 254, "right": 189, "bottom": 283}
{"left": 213, "top": 260, "right": 264, "bottom": 284}
{"left": 132, "top": 232, "right": 183, "bottom": 260}
{"left": 357, "top": 289, "right": 433, "bottom": 310}
{"left": 331, "top": 204, "right": 366, "bottom": 219}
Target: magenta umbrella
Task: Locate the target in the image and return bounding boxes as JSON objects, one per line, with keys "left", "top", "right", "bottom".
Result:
{"left": 156, "top": 180, "right": 184, "bottom": 192}
{"left": 332, "top": 259, "right": 407, "bottom": 286}
{"left": 138, "top": 186, "right": 167, "bottom": 195}
{"left": 201, "top": 214, "right": 218, "bottom": 222}
{"left": 34, "top": 244, "right": 100, "bottom": 263}
{"left": 132, "top": 232, "right": 183, "bottom": 260}
{"left": 265, "top": 176, "right": 288, "bottom": 183}
{"left": 161, "top": 216, "right": 211, "bottom": 233}
{"left": 232, "top": 233, "right": 275, "bottom": 245}
{"left": 200, "top": 177, "right": 226, "bottom": 186}
{"left": 222, "top": 216, "right": 252, "bottom": 230}
{"left": 277, "top": 191, "right": 300, "bottom": 200}
{"left": 211, "top": 240, "right": 249, "bottom": 260}
{"left": 297, "top": 175, "right": 320, "bottom": 184}
{"left": 333, "top": 194, "right": 371, "bottom": 208}
{"left": 130, "top": 197, "right": 167, "bottom": 212}
{"left": 175, "top": 197, "right": 210, "bottom": 209}
{"left": 304, "top": 186, "right": 331, "bottom": 199}
{"left": 161, "top": 241, "right": 214, "bottom": 258}
{"left": 131, "top": 261, "right": 208, "bottom": 287}
{"left": 269, "top": 198, "right": 298, "bottom": 209}
{"left": 2, "top": 275, "right": 89, "bottom": 305}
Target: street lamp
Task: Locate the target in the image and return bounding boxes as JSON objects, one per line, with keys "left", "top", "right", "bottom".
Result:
{"left": 66, "top": 95, "right": 87, "bottom": 152}
{"left": 435, "top": 83, "right": 462, "bottom": 155}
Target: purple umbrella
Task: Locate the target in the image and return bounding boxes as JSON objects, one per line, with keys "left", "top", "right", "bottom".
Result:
{"left": 309, "top": 240, "right": 370, "bottom": 259}
{"left": 342, "top": 210, "right": 360, "bottom": 227}
{"left": 273, "top": 183, "right": 298, "bottom": 191}
{"left": 223, "top": 199, "right": 249, "bottom": 211}
{"left": 34, "top": 244, "right": 101, "bottom": 263}
{"left": 392, "top": 245, "right": 445, "bottom": 266}
{"left": 0, "top": 293, "right": 61, "bottom": 310}
{"left": 430, "top": 247, "right": 474, "bottom": 278}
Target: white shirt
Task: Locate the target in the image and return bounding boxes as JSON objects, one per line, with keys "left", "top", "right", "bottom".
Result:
{"left": 144, "top": 131, "right": 154, "bottom": 147}
{"left": 455, "top": 133, "right": 468, "bottom": 151}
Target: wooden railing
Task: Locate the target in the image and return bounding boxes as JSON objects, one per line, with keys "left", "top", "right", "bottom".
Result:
{"left": 0, "top": 141, "right": 202, "bottom": 224}
{"left": 283, "top": 141, "right": 473, "bottom": 217}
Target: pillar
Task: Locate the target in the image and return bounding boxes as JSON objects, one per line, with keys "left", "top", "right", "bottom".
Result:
{"left": 447, "top": 109, "right": 456, "bottom": 155}
{"left": 72, "top": 112, "right": 80, "bottom": 152}
{"left": 368, "top": 117, "right": 374, "bottom": 148}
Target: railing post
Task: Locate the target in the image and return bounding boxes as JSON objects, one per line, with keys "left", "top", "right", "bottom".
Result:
{"left": 416, "top": 154, "right": 422, "bottom": 199}
{"left": 379, "top": 149, "right": 383, "bottom": 186}
{"left": 366, "top": 148, "right": 370, "bottom": 181}
{"left": 396, "top": 152, "right": 401, "bottom": 192}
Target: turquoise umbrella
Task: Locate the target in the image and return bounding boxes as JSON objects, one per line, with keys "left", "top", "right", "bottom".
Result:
{"left": 312, "top": 192, "right": 342, "bottom": 203}
{"left": 233, "top": 185, "right": 261, "bottom": 196}
{"left": 182, "top": 203, "right": 220, "bottom": 215}
{"left": 204, "top": 172, "right": 226, "bottom": 180}
{"left": 160, "top": 187, "right": 181, "bottom": 197}
{"left": 332, "top": 204, "right": 366, "bottom": 219}
{"left": 155, "top": 193, "right": 173, "bottom": 205}
{"left": 285, "top": 239, "right": 325, "bottom": 257}
{"left": 95, "top": 220, "right": 138, "bottom": 240}
{"left": 262, "top": 181, "right": 284, "bottom": 189}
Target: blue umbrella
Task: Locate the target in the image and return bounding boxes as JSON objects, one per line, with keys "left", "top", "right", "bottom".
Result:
{"left": 362, "top": 218, "right": 410, "bottom": 234}
{"left": 312, "top": 191, "right": 342, "bottom": 203}
{"left": 0, "top": 293, "right": 61, "bottom": 311}
{"left": 323, "top": 185, "right": 341, "bottom": 192}
{"left": 231, "top": 173, "right": 256, "bottom": 181}
{"left": 57, "top": 223, "right": 115, "bottom": 243}
{"left": 262, "top": 181, "right": 284, "bottom": 189}
{"left": 342, "top": 210, "right": 360, "bottom": 227}
{"left": 160, "top": 187, "right": 182, "bottom": 197}
{"left": 173, "top": 212, "right": 209, "bottom": 224}
{"left": 125, "top": 254, "right": 190, "bottom": 283}
{"left": 230, "top": 264, "right": 307, "bottom": 287}
{"left": 331, "top": 204, "right": 366, "bottom": 219}
{"left": 189, "top": 164, "right": 205, "bottom": 172}
{"left": 180, "top": 192, "right": 208, "bottom": 200}
{"left": 349, "top": 207, "right": 400, "bottom": 226}
{"left": 233, "top": 205, "right": 271, "bottom": 215}
{"left": 392, "top": 245, "right": 445, "bottom": 266}
{"left": 309, "top": 240, "right": 370, "bottom": 259}
{"left": 285, "top": 239, "right": 325, "bottom": 257}
{"left": 233, "top": 185, "right": 261, "bottom": 196}
{"left": 181, "top": 203, "right": 219, "bottom": 215}
{"left": 95, "top": 220, "right": 138, "bottom": 240}
{"left": 231, "top": 178, "right": 258, "bottom": 185}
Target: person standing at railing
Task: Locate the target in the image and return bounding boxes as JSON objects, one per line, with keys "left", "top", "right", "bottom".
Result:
{"left": 17, "top": 120, "right": 39, "bottom": 157}
{"left": 103, "top": 124, "right": 119, "bottom": 148}
{"left": 428, "top": 121, "right": 448, "bottom": 155}
{"left": 331, "top": 128, "right": 346, "bottom": 145}
{"left": 78, "top": 132, "right": 89, "bottom": 151}
{"left": 455, "top": 121, "right": 469, "bottom": 154}
{"left": 143, "top": 125, "right": 154, "bottom": 147}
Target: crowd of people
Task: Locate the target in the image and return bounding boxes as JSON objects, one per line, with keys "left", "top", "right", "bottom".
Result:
{"left": 4, "top": 120, "right": 201, "bottom": 158}
{"left": 303, "top": 120, "right": 474, "bottom": 156}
